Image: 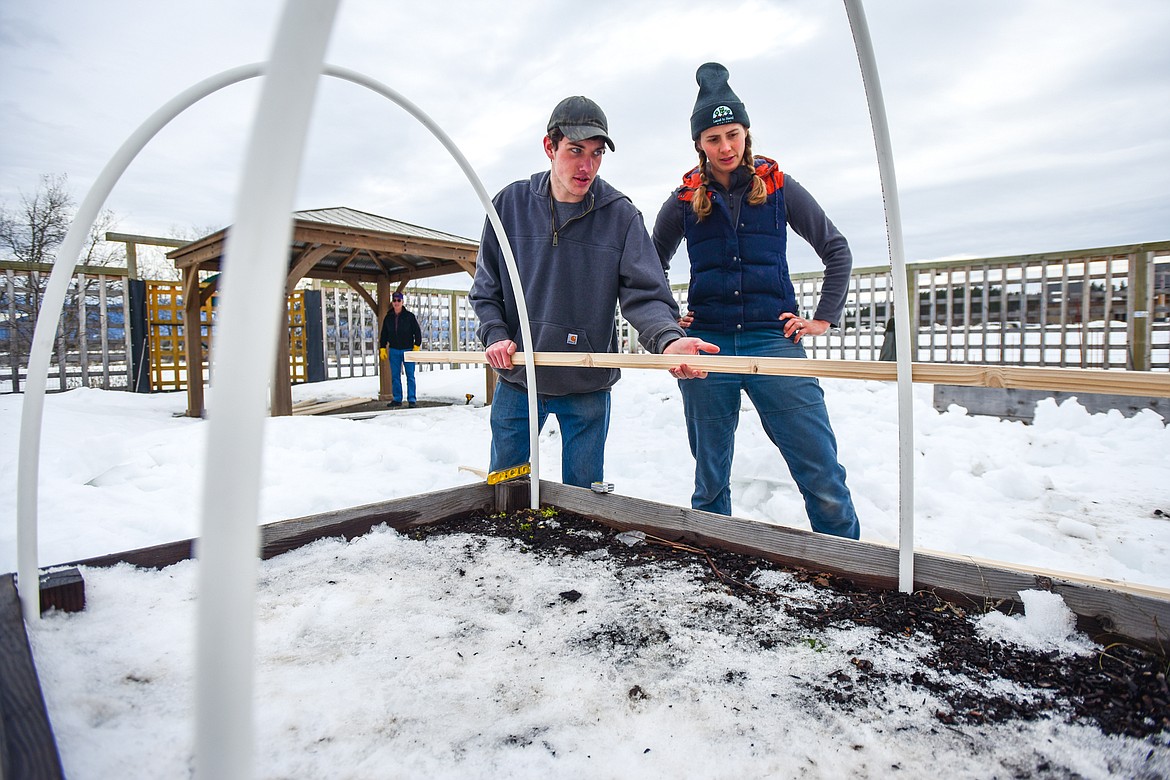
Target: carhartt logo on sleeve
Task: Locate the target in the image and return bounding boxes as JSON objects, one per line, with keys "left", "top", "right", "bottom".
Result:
{"left": 566, "top": 334, "right": 578, "bottom": 345}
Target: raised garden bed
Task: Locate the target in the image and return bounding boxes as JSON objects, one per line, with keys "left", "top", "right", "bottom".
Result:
{"left": 5, "top": 480, "right": 1168, "bottom": 776}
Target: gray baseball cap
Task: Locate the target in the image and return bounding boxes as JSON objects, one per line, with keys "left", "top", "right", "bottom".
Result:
{"left": 547, "top": 96, "right": 615, "bottom": 151}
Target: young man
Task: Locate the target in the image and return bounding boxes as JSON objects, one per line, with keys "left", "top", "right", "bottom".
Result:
{"left": 379, "top": 291, "right": 422, "bottom": 407}
{"left": 469, "top": 95, "right": 717, "bottom": 488}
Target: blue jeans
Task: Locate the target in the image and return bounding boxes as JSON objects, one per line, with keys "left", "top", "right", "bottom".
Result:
{"left": 489, "top": 378, "right": 610, "bottom": 488}
{"left": 389, "top": 348, "right": 416, "bottom": 403}
{"left": 679, "top": 329, "right": 860, "bottom": 539}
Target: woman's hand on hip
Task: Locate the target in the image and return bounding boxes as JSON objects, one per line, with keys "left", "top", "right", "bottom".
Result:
{"left": 780, "top": 313, "right": 830, "bottom": 343}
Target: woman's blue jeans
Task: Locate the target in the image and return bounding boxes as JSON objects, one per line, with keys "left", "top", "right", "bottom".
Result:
{"left": 489, "top": 378, "right": 610, "bottom": 488}
{"left": 680, "top": 329, "right": 860, "bottom": 539}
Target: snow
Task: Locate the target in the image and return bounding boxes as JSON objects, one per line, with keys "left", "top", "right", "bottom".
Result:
{"left": 3, "top": 367, "right": 1169, "bottom": 778}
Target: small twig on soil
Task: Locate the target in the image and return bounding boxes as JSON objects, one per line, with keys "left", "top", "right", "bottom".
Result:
{"left": 639, "top": 532, "right": 818, "bottom": 605}
{"left": 641, "top": 533, "right": 758, "bottom": 592}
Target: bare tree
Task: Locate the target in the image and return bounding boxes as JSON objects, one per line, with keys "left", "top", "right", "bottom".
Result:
{"left": 0, "top": 174, "right": 127, "bottom": 390}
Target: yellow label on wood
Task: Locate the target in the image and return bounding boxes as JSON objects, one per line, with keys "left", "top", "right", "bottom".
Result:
{"left": 486, "top": 463, "right": 531, "bottom": 485}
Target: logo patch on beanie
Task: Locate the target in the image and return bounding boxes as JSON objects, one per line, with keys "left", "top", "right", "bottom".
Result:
{"left": 711, "top": 105, "right": 734, "bottom": 124}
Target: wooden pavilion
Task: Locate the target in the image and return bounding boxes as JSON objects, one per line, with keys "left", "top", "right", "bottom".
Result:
{"left": 168, "top": 206, "right": 479, "bottom": 417}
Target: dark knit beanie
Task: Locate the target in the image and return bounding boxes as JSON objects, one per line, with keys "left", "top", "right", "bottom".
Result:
{"left": 689, "top": 62, "right": 750, "bottom": 140}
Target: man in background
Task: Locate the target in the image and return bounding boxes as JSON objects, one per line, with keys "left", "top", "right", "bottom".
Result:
{"left": 379, "top": 291, "right": 422, "bottom": 408}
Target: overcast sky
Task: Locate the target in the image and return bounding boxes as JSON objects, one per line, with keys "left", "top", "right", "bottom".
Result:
{"left": 1, "top": 0, "right": 1168, "bottom": 283}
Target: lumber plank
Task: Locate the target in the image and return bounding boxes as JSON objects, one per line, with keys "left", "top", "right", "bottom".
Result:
{"left": 261, "top": 482, "right": 495, "bottom": 559}
{"left": 536, "top": 481, "right": 1170, "bottom": 646}
{"left": 0, "top": 575, "right": 66, "bottom": 779}
{"left": 62, "top": 539, "right": 196, "bottom": 571}
{"left": 407, "top": 350, "right": 1170, "bottom": 398}
{"left": 57, "top": 483, "right": 497, "bottom": 571}
{"left": 291, "top": 397, "right": 375, "bottom": 416}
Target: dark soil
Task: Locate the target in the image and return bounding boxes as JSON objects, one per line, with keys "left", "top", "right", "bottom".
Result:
{"left": 409, "top": 506, "right": 1170, "bottom": 742}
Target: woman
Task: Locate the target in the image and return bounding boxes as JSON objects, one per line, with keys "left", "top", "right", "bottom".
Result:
{"left": 652, "top": 62, "right": 860, "bottom": 539}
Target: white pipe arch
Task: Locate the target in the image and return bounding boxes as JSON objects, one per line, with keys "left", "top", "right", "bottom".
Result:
{"left": 14, "top": 62, "right": 548, "bottom": 625}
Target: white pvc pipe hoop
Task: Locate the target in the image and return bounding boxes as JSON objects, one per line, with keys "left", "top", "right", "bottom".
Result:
{"left": 844, "top": 0, "right": 916, "bottom": 592}
{"left": 13, "top": 58, "right": 544, "bottom": 627}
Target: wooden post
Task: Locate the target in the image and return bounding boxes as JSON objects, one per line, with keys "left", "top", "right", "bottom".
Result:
{"left": 1129, "top": 251, "right": 1152, "bottom": 372}
{"left": 125, "top": 241, "right": 138, "bottom": 280}
{"left": 183, "top": 266, "right": 205, "bottom": 417}
{"left": 271, "top": 298, "right": 293, "bottom": 416}
{"left": 38, "top": 568, "right": 85, "bottom": 614}
{"left": 6, "top": 270, "right": 19, "bottom": 391}
{"left": 448, "top": 292, "right": 459, "bottom": 351}
{"left": 376, "top": 278, "right": 391, "bottom": 401}
{"left": 904, "top": 265, "right": 918, "bottom": 361}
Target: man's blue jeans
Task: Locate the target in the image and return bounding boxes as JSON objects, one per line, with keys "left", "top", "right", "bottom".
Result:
{"left": 679, "top": 329, "right": 860, "bottom": 539}
{"left": 389, "top": 348, "right": 416, "bottom": 404}
{"left": 489, "top": 378, "right": 610, "bottom": 488}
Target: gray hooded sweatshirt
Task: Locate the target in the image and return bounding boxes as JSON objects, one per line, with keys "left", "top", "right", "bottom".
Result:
{"left": 470, "top": 171, "right": 685, "bottom": 396}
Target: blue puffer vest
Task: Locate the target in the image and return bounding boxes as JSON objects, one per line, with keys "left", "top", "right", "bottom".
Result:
{"left": 678, "top": 156, "right": 795, "bottom": 332}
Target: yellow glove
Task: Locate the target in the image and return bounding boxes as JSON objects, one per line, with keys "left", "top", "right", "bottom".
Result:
{"left": 412, "top": 345, "right": 421, "bottom": 351}
{"left": 379, "top": 347, "right": 388, "bottom": 361}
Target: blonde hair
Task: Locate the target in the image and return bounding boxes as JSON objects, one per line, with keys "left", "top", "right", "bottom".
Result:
{"left": 691, "top": 131, "right": 766, "bottom": 221}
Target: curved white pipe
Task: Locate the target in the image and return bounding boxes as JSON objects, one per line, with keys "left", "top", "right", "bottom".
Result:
{"left": 16, "top": 63, "right": 546, "bottom": 630}
{"left": 322, "top": 65, "right": 541, "bottom": 509}
{"left": 192, "top": 2, "right": 339, "bottom": 777}
{"left": 844, "top": 0, "right": 916, "bottom": 592}
{"left": 14, "top": 63, "right": 264, "bottom": 621}
{"left": 16, "top": 65, "right": 545, "bottom": 630}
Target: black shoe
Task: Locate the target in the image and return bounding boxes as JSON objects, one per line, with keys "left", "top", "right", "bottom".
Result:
{"left": 408, "top": 401, "right": 417, "bottom": 408}
{"left": 388, "top": 401, "right": 402, "bottom": 408}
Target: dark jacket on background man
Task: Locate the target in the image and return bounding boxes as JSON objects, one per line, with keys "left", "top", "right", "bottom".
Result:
{"left": 379, "top": 307, "right": 422, "bottom": 351}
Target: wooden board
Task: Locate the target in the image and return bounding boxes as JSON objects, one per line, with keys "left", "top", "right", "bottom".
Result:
{"left": 408, "top": 350, "right": 1170, "bottom": 398}
{"left": 60, "top": 483, "right": 497, "bottom": 572}
{"left": 291, "top": 397, "right": 375, "bottom": 416}
{"left": 534, "top": 481, "right": 1170, "bottom": 646}
{"left": 0, "top": 575, "right": 66, "bottom": 779}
